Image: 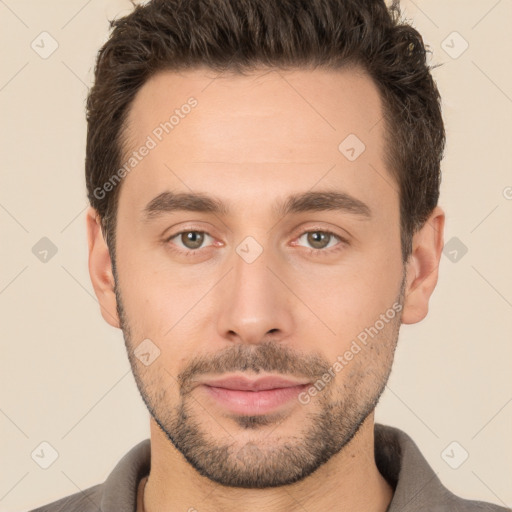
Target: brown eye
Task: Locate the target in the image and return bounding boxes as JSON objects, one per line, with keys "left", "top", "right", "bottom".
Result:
{"left": 167, "top": 230, "right": 215, "bottom": 252}
{"left": 180, "top": 231, "right": 206, "bottom": 249}
{"left": 292, "top": 229, "right": 347, "bottom": 255}
{"left": 306, "top": 231, "right": 333, "bottom": 249}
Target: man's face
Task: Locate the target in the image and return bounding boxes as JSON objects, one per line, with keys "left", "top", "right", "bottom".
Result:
{"left": 112, "top": 66, "right": 405, "bottom": 487}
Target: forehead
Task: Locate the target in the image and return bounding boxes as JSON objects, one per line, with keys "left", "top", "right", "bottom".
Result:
{"left": 118, "top": 65, "right": 394, "bottom": 214}
{"left": 124, "top": 65, "right": 384, "bottom": 159}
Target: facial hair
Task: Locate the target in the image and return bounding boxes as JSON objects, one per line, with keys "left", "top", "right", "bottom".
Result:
{"left": 115, "top": 272, "right": 404, "bottom": 488}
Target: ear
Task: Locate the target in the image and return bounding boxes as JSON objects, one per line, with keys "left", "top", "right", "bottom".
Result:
{"left": 86, "top": 207, "right": 120, "bottom": 328}
{"left": 401, "top": 206, "right": 445, "bottom": 324}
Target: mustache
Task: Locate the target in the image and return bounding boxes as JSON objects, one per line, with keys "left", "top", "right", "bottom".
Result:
{"left": 177, "top": 341, "right": 331, "bottom": 395}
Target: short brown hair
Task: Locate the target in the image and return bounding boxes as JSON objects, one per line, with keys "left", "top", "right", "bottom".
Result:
{"left": 86, "top": 0, "right": 445, "bottom": 263}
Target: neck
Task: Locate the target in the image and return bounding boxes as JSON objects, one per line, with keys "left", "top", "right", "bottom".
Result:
{"left": 141, "top": 413, "right": 393, "bottom": 512}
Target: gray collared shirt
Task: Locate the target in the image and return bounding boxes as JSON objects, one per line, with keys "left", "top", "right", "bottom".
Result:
{"left": 29, "top": 423, "right": 510, "bottom": 511}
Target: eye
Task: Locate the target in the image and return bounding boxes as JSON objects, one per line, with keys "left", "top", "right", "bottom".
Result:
{"left": 167, "top": 231, "right": 215, "bottom": 251}
{"left": 293, "top": 230, "right": 345, "bottom": 252}
{"left": 164, "top": 228, "right": 347, "bottom": 258}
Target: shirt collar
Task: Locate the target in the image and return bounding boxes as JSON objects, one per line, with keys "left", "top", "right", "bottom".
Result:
{"left": 99, "top": 423, "right": 454, "bottom": 511}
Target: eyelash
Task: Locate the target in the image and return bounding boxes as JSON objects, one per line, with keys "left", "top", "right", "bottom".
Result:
{"left": 164, "top": 228, "right": 348, "bottom": 258}
{"left": 293, "top": 229, "right": 348, "bottom": 257}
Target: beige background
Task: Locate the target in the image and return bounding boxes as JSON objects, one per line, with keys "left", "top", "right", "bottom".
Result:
{"left": 1, "top": 1, "right": 511, "bottom": 511}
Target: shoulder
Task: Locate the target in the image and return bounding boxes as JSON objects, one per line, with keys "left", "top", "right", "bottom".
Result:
{"left": 27, "top": 438, "right": 150, "bottom": 512}
{"left": 426, "top": 481, "right": 511, "bottom": 511}
{"left": 374, "top": 424, "right": 510, "bottom": 512}
{"left": 426, "top": 494, "right": 510, "bottom": 511}
{"left": 27, "top": 483, "right": 104, "bottom": 512}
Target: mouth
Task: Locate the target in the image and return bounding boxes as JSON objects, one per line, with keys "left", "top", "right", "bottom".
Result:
{"left": 198, "top": 375, "right": 310, "bottom": 415}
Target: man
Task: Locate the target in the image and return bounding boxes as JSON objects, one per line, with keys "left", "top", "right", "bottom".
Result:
{"left": 30, "top": 0, "right": 508, "bottom": 511}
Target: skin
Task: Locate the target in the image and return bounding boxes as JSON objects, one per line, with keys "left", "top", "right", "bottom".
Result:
{"left": 87, "top": 65, "right": 444, "bottom": 512}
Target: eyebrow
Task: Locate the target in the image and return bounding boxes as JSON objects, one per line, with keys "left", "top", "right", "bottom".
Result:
{"left": 142, "top": 190, "right": 372, "bottom": 221}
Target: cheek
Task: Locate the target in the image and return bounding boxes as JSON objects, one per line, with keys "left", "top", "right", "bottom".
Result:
{"left": 115, "top": 258, "right": 220, "bottom": 369}
{"left": 115, "top": 206, "right": 403, "bottom": 357}
{"left": 296, "top": 256, "right": 402, "bottom": 367}
{"left": 334, "top": 313, "right": 400, "bottom": 385}
{"left": 307, "top": 254, "right": 401, "bottom": 321}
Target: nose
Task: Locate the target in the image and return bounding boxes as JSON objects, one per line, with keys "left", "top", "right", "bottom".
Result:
{"left": 215, "top": 238, "right": 295, "bottom": 346}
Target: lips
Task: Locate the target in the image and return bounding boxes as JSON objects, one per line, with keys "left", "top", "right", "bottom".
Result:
{"left": 201, "top": 375, "right": 310, "bottom": 391}
{"left": 198, "top": 375, "right": 311, "bottom": 415}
